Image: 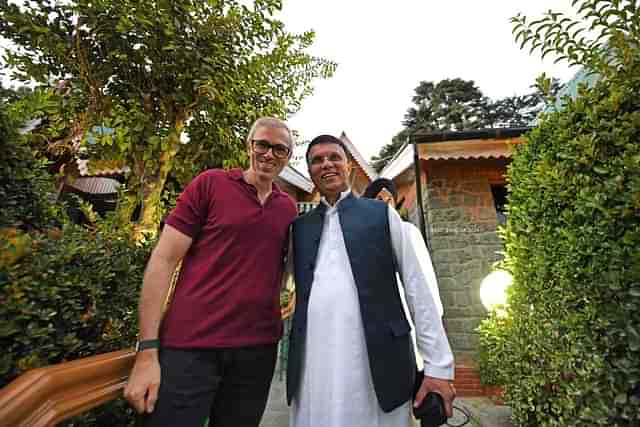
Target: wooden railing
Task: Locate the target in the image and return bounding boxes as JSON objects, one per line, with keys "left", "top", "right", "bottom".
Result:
{"left": 0, "top": 295, "right": 296, "bottom": 427}
{"left": 0, "top": 350, "right": 135, "bottom": 427}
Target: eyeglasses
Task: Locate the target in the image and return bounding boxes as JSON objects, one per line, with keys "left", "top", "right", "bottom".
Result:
{"left": 252, "top": 139, "right": 291, "bottom": 159}
{"left": 309, "top": 153, "right": 346, "bottom": 166}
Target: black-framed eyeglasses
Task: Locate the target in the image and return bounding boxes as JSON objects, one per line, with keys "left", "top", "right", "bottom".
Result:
{"left": 252, "top": 139, "right": 291, "bottom": 159}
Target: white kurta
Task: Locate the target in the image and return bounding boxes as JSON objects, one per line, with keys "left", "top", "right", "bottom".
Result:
{"left": 291, "top": 193, "right": 453, "bottom": 427}
{"left": 398, "top": 221, "right": 444, "bottom": 371}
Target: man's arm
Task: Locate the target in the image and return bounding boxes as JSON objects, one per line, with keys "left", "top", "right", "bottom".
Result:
{"left": 404, "top": 222, "right": 444, "bottom": 318}
{"left": 124, "top": 224, "right": 193, "bottom": 414}
{"left": 387, "top": 207, "right": 456, "bottom": 416}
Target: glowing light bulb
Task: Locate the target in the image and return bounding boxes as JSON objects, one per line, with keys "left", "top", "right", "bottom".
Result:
{"left": 480, "top": 270, "right": 513, "bottom": 311}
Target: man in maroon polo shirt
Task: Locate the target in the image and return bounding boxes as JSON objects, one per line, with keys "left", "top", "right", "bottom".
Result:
{"left": 124, "top": 117, "right": 298, "bottom": 427}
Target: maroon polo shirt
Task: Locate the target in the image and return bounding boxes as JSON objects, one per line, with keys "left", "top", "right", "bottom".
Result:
{"left": 161, "top": 168, "right": 297, "bottom": 348}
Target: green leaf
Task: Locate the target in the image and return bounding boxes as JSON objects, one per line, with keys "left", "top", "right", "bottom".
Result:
{"left": 614, "top": 393, "right": 627, "bottom": 405}
{"left": 593, "top": 166, "right": 607, "bottom": 174}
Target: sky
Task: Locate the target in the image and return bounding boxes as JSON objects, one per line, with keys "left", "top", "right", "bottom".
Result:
{"left": 277, "top": 1, "right": 580, "bottom": 161}
{"left": 1, "top": 1, "right": 582, "bottom": 163}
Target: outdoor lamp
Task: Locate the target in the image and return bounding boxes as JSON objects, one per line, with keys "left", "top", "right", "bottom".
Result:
{"left": 479, "top": 270, "right": 513, "bottom": 312}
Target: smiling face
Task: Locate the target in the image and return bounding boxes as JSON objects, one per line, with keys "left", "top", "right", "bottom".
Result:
{"left": 307, "top": 142, "right": 352, "bottom": 203}
{"left": 247, "top": 125, "right": 291, "bottom": 182}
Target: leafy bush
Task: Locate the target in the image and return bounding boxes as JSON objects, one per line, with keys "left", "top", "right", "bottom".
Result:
{"left": 478, "top": 2, "right": 640, "bottom": 425}
{"left": 1, "top": 92, "right": 152, "bottom": 425}
{"left": 0, "top": 215, "right": 152, "bottom": 425}
{"left": 0, "top": 90, "right": 59, "bottom": 232}
{"left": 0, "top": 218, "right": 150, "bottom": 386}
{"left": 476, "top": 311, "right": 511, "bottom": 387}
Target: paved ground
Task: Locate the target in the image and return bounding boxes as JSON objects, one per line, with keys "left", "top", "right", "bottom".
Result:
{"left": 260, "top": 377, "right": 514, "bottom": 427}
{"left": 453, "top": 398, "right": 513, "bottom": 427}
{"left": 260, "top": 376, "right": 289, "bottom": 427}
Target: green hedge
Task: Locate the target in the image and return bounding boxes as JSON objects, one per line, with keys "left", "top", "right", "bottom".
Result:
{"left": 478, "top": 55, "right": 640, "bottom": 427}
{"left": 0, "top": 94, "right": 58, "bottom": 232}
{"left": 0, "top": 220, "right": 152, "bottom": 426}
{"left": 477, "top": 3, "right": 640, "bottom": 424}
{"left": 1, "top": 92, "right": 152, "bottom": 425}
{"left": 1, "top": 222, "right": 150, "bottom": 385}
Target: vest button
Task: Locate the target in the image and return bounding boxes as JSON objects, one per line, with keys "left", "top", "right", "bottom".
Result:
{"left": 308, "top": 262, "right": 314, "bottom": 270}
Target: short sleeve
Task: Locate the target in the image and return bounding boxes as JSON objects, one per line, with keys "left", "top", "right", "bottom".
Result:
{"left": 164, "top": 171, "right": 214, "bottom": 238}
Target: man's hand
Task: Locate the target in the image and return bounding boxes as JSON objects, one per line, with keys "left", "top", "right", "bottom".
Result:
{"left": 124, "top": 351, "right": 161, "bottom": 414}
{"left": 413, "top": 375, "right": 456, "bottom": 418}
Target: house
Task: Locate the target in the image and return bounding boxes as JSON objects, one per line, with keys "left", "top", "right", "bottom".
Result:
{"left": 380, "top": 127, "right": 530, "bottom": 364}
{"left": 339, "top": 131, "right": 377, "bottom": 196}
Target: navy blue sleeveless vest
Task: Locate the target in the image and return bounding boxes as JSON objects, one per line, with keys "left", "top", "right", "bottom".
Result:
{"left": 286, "top": 194, "right": 416, "bottom": 412}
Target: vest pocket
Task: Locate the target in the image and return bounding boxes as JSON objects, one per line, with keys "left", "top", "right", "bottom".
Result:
{"left": 389, "top": 319, "right": 411, "bottom": 337}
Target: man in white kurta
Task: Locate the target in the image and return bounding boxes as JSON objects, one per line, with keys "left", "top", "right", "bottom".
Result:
{"left": 290, "top": 136, "right": 454, "bottom": 427}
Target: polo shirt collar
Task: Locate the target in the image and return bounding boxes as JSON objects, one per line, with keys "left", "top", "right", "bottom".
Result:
{"left": 229, "top": 168, "right": 284, "bottom": 196}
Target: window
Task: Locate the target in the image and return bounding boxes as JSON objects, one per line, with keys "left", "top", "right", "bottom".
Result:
{"left": 490, "top": 184, "right": 508, "bottom": 225}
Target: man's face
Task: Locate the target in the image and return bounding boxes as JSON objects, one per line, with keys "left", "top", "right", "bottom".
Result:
{"left": 248, "top": 126, "right": 291, "bottom": 181}
{"left": 375, "top": 187, "right": 396, "bottom": 208}
{"left": 307, "top": 143, "right": 352, "bottom": 198}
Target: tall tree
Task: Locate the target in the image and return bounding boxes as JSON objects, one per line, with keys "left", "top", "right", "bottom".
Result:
{"left": 372, "top": 78, "right": 486, "bottom": 171}
{"left": 370, "top": 134, "right": 406, "bottom": 172}
{"left": 483, "top": 77, "right": 562, "bottom": 128}
{"left": 0, "top": 82, "right": 32, "bottom": 104}
{"left": 372, "top": 77, "right": 561, "bottom": 171}
{"left": 403, "top": 78, "right": 487, "bottom": 132}
{"left": 0, "top": 0, "right": 335, "bottom": 233}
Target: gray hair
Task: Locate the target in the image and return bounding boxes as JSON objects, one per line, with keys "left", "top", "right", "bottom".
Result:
{"left": 246, "top": 117, "right": 293, "bottom": 149}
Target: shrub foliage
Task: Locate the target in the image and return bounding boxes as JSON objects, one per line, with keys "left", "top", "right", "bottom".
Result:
{"left": 479, "top": 2, "right": 640, "bottom": 425}
{"left": 0, "top": 221, "right": 151, "bottom": 387}
{"left": 0, "top": 90, "right": 59, "bottom": 232}
{"left": 1, "top": 93, "right": 152, "bottom": 425}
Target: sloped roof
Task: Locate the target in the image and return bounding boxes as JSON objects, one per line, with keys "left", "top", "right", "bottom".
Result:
{"left": 380, "top": 142, "right": 413, "bottom": 180}
{"left": 68, "top": 177, "right": 121, "bottom": 194}
{"left": 76, "top": 158, "right": 130, "bottom": 176}
{"left": 279, "top": 165, "right": 313, "bottom": 193}
{"left": 416, "top": 139, "right": 513, "bottom": 161}
{"left": 381, "top": 128, "right": 529, "bottom": 180}
{"left": 339, "top": 131, "right": 377, "bottom": 180}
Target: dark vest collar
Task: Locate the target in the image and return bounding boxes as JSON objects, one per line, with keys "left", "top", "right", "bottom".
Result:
{"left": 313, "top": 191, "right": 355, "bottom": 217}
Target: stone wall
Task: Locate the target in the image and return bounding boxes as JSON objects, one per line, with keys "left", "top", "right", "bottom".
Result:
{"left": 423, "top": 158, "right": 507, "bottom": 364}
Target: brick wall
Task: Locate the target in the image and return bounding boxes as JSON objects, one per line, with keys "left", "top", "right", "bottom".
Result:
{"left": 423, "top": 158, "right": 508, "bottom": 364}
{"left": 453, "top": 365, "right": 485, "bottom": 397}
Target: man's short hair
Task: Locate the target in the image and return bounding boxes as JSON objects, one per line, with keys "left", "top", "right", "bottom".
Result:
{"left": 246, "top": 117, "right": 293, "bottom": 149}
{"left": 305, "top": 134, "right": 349, "bottom": 166}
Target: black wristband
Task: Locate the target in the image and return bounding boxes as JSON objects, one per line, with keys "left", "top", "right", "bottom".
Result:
{"left": 135, "top": 339, "right": 160, "bottom": 352}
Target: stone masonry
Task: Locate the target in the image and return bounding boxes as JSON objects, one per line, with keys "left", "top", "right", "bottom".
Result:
{"left": 420, "top": 159, "right": 507, "bottom": 364}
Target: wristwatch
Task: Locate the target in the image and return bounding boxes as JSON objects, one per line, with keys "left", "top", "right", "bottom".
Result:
{"left": 135, "top": 339, "right": 160, "bottom": 352}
